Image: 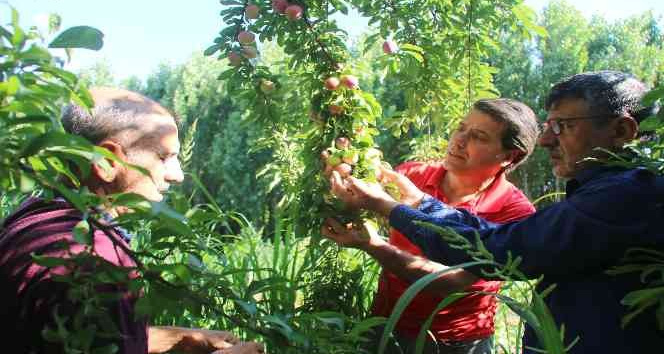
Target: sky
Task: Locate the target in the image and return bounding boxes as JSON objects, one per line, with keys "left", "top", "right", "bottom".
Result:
{"left": 4, "top": 0, "right": 663, "bottom": 81}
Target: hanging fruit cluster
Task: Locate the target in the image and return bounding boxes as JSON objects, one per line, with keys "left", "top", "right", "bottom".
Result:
{"left": 206, "top": 1, "right": 399, "bottom": 233}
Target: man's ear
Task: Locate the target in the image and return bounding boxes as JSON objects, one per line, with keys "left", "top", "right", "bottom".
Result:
{"left": 611, "top": 116, "right": 639, "bottom": 147}
{"left": 93, "top": 140, "right": 125, "bottom": 183}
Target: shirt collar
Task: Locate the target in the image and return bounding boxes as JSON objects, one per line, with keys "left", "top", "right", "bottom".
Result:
{"left": 566, "top": 165, "right": 628, "bottom": 195}
{"left": 423, "top": 164, "right": 447, "bottom": 191}
{"left": 422, "top": 164, "right": 513, "bottom": 214}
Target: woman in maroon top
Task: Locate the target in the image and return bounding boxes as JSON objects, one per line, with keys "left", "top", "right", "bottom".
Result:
{"left": 322, "top": 98, "right": 540, "bottom": 353}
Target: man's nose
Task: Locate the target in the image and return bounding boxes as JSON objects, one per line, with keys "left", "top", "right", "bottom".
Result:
{"left": 165, "top": 159, "right": 185, "bottom": 184}
{"left": 537, "top": 127, "right": 557, "bottom": 148}
{"left": 452, "top": 132, "right": 468, "bottom": 148}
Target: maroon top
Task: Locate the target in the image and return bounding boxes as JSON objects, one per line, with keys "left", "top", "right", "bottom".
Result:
{"left": 0, "top": 198, "right": 148, "bottom": 353}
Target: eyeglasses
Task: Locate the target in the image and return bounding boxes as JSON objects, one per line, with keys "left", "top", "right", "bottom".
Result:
{"left": 541, "top": 115, "right": 614, "bottom": 136}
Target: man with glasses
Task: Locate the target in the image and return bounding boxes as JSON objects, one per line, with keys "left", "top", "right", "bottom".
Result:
{"left": 325, "top": 71, "right": 664, "bottom": 354}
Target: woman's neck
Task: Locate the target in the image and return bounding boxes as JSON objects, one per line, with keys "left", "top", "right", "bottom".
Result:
{"left": 441, "top": 170, "right": 498, "bottom": 206}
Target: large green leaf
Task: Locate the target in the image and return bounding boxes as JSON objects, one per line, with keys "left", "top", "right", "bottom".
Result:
{"left": 49, "top": 26, "right": 104, "bottom": 50}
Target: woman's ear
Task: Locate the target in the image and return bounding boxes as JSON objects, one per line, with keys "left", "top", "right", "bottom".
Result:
{"left": 612, "top": 116, "right": 639, "bottom": 147}
{"left": 92, "top": 140, "right": 125, "bottom": 182}
{"left": 498, "top": 150, "right": 520, "bottom": 168}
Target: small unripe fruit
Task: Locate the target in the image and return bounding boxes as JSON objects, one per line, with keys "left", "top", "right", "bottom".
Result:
{"left": 340, "top": 75, "right": 359, "bottom": 89}
{"left": 342, "top": 151, "right": 359, "bottom": 165}
{"left": 328, "top": 104, "right": 344, "bottom": 115}
{"left": 327, "top": 154, "right": 342, "bottom": 167}
{"left": 272, "top": 0, "right": 288, "bottom": 14}
{"left": 260, "top": 79, "right": 275, "bottom": 94}
{"left": 237, "top": 31, "right": 255, "bottom": 44}
{"left": 382, "top": 40, "right": 398, "bottom": 54}
{"left": 335, "top": 137, "right": 351, "bottom": 150}
{"left": 241, "top": 46, "right": 258, "bottom": 59}
{"left": 228, "top": 52, "right": 243, "bottom": 66}
{"left": 245, "top": 4, "right": 260, "bottom": 19}
{"left": 324, "top": 77, "right": 340, "bottom": 90}
{"left": 285, "top": 4, "right": 303, "bottom": 20}
{"left": 334, "top": 163, "right": 352, "bottom": 178}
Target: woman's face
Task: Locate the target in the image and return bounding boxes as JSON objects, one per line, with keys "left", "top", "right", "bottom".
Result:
{"left": 443, "top": 109, "right": 515, "bottom": 177}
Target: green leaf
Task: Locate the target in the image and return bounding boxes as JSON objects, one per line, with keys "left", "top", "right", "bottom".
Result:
{"left": 639, "top": 115, "right": 662, "bottom": 131}
{"left": 32, "top": 254, "right": 70, "bottom": 267}
{"left": 643, "top": 85, "right": 664, "bottom": 107}
{"left": 204, "top": 43, "right": 221, "bottom": 56}
{"left": 0, "top": 75, "right": 20, "bottom": 95}
{"left": 49, "top": 26, "right": 104, "bottom": 50}
{"left": 73, "top": 219, "right": 92, "bottom": 245}
{"left": 19, "top": 172, "right": 36, "bottom": 192}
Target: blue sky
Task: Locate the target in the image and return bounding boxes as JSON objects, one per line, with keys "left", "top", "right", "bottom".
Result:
{"left": 4, "top": 0, "right": 663, "bottom": 81}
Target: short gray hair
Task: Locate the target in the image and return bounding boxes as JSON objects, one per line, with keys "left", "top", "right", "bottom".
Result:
{"left": 545, "top": 71, "right": 657, "bottom": 123}
{"left": 61, "top": 87, "right": 175, "bottom": 147}
{"left": 62, "top": 104, "right": 141, "bottom": 145}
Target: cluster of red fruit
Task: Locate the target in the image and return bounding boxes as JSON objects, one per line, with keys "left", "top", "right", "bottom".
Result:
{"left": 228, "top": 30, "right": 257, "bottom": 67}
{"left": 271, "top": 0, "right": 303, "bottom": 21}
{"left": 323, "top": 75, "right": 359, "bottom": 115}
{"left": 227, "top": 2, "right": 307, "bottom": 90}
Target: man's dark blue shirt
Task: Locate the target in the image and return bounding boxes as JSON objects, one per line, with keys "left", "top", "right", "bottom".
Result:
{"left": 389, "top": 166, "right": 664, "bottom": 353}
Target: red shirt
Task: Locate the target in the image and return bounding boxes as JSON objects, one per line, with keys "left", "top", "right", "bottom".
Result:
{"left": 372, "top": 161, "right": 535, "bottom": 341}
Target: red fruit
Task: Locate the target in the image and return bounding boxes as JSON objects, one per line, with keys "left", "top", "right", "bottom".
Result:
{"left": 335, "top": 137, "right": 351, "bottom": 150}
{"left": 320, "top": 149, "right": 331, "bottom": 161}
{"left": 241, "top": 46, "right": 258, "bottom": 59}
{"left": 340, "top": 75, "right": 359, "bottom": 89}
{"left": 285, "top": 4, "right": 303, "bottom": 20}
{"left": 333, "top": 163, "right": 352, "bottom": 178}
{"left": 382, "top": 40, "right": 398, "bottom": 54}
{"left": 260, "top": 79, "right": 275, "bottom": 94}
{"left": 324, "top": 77, "right": 340, "bottom": 90}
{"left": 272, "top": 0, "right": 288, "bottom": 14}
{"left": 228, "top": 52, "right": 243, "bottom": 66}
{"left": 328, "top": 104, "right": 344, "bottom": 115}
{"left": 237, "top": 31, "right": 255, "bottom": 44}
{"left": 245, "top": 4, "right": 260, "bottom": 19}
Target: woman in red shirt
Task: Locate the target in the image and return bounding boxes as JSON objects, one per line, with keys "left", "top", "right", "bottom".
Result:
{"left": 323, "top": 98, "right": 540, "bottom": 353}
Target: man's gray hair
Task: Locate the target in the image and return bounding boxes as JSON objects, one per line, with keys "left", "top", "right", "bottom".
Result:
{"left": 62, "top": 104, "right": 141, "bottom": 145}
{"left": 61, "top": 87, "right": 174, "bottom": 147}
{"left": 545, "top": 71, "right": 658, "bottom": 123}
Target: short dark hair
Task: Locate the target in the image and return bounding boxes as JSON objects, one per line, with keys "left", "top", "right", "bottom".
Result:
{"left": 473, "top": 98, "right": 540, "bottom": 173}
{"left": 545, "top": 70, "right": 657, "bottom": 124}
